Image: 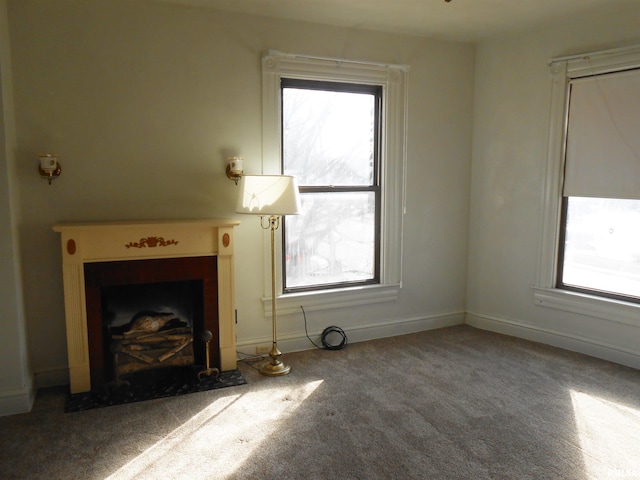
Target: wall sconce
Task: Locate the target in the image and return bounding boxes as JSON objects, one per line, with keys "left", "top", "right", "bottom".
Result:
{"left": 226, "top": 156, "right": 243, "bottom": 185}
{"left": 38, "top": 154, "right": 61, "bottom": 185}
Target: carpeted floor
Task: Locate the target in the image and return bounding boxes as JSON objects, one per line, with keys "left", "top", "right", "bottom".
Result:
{"left": 1, "top": 325, "right": 640, "bottom": 479}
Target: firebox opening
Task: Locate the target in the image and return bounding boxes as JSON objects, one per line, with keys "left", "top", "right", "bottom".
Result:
{"left": 101, "top": 280, "right": 205, "bottom": 384}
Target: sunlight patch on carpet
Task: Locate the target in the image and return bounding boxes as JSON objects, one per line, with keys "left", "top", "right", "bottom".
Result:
{"left": 570, "top": 390, "right": 640, "bottom": 479}
{"left": 105, "top": 380, "right": 324, "bottom": 479}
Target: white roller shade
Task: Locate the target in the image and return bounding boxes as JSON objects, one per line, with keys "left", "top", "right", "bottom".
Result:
{"left": 564, "top": 68, "right": 640, "bottom": 199}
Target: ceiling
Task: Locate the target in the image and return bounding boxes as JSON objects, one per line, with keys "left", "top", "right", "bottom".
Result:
{"left": 148, "top": 0, "right": 637, "bottom": 42}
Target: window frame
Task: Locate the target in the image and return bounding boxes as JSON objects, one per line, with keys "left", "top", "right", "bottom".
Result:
{"left": 260, "top": 51, "right": 409, "bottom": 316}
{"left": 534, "top": 44, "right": 640, "bottom": 325}
{"left": 280, "top": 78, "right": 383, "bottom": 293}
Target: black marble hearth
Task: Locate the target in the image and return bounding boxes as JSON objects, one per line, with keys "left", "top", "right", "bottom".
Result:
{"left": 65, "top": 367, "right": 246, "bottom": 412}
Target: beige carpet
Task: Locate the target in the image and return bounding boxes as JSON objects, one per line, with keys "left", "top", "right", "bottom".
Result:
{"left": 1, "top": 325, "right": 640, "bottom": 479}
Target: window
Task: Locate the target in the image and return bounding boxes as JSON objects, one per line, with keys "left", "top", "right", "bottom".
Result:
{"left": 557, "top": 68, "right": 640, "bottom": 302}
{"left": 261, "top": 51, "right": 408, "bottom": 314}
{"left": 535, "top": 45, "right": 640, "bottom": 322}
{"left": 281, "top": 79, "right": 382, "bottom": 292}
{"left": 559, "top": 197, "right": 640, "bottom": 300}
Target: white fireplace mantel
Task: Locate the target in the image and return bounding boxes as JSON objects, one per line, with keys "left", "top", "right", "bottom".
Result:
{"left": 53, "top": 219, "right": 239, "bottom": 394}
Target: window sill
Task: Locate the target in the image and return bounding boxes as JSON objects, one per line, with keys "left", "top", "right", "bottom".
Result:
{"left": 533, "top": 287, "right": 640, "bottom": 327}
{"left": 262, "top": 283, "right": 401, "bottom": 317}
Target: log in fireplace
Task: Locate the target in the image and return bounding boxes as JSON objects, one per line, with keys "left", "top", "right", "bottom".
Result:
{"left": 103, "top": 281, "right": 202, "bottom": 376}
{"left": 53, "top": 220, "right": 239, "bottom": 394}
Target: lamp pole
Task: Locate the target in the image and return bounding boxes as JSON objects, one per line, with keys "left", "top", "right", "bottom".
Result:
{"left": 259, "top": 215, "right": 291, "bottom": 376}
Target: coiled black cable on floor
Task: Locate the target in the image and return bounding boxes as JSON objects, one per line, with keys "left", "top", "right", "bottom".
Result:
{"left": 301, "top": 306, "right": 348, "bottom": 351}
{"left": 320, "top": 325, "right": 348, "bottom": 350}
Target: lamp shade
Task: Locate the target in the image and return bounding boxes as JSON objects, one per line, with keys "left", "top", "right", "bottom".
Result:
{"left": 236, "top": 175, "right": 302, "bottom": 216}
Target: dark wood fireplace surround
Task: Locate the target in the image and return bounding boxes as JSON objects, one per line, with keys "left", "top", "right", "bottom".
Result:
{"left": 84, "top": 256, "right": 219, "bottom": 389}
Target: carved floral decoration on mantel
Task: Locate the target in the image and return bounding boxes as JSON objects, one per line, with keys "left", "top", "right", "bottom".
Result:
{"left": 125, "top": 237, "right": 179, "bottom": 249}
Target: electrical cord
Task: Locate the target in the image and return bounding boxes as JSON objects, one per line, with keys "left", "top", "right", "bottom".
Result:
{"left": 236, "top": 351, "right": 266, "bottom": 371}
{"left": 301, "top": 306, "right": 348, "bottom": 351}
{"left": 320, "top": 325, "right": 348, "bottom": 350}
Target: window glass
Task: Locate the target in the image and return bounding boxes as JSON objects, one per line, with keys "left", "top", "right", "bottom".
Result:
{"left": 285, "top": 191, "right": 377, "bottom": 289}
{"left": 282, "top": 85, "right": 376, "bottom": 186}
{"left": 560, "top": 197, "right": 640, "bottom": 299}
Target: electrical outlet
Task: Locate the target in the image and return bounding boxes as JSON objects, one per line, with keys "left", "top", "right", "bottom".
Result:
{"left": 256, "top": 345, "right": 271, "bottom": 355}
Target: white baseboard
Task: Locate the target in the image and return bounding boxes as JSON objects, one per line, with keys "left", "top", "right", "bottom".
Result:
{"left": 27, "top": 310, "right": 639, "bottom": 395}
{"left": 237, "top": 310, "right": 466, "bottom": 357}
{"left": 39, "top": 310, "right": 637, "bottom": 391}
{"left": 466, "top": 311, "right": 640, "bottom": 370}
{"left": 0, "top": 382, "right": 35, "bottom": 417}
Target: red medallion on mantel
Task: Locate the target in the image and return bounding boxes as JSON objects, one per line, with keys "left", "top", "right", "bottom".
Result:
{"left": 222, "top": 233, "right": 230, "bottom": 248}
{"left": 67, "top": 239, "right": 77, "bottom": 255}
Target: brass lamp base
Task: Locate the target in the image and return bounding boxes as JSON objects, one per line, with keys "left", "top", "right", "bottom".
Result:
{"left": 258, "top": 344, "right": 291, "bottom": 376}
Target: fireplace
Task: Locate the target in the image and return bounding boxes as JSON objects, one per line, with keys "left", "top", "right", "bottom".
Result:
{"left": 53, "top": 220, "right": 239, "bottom": 394}
{"left": 84, "top": 257, "right": 217, "bottom": 389}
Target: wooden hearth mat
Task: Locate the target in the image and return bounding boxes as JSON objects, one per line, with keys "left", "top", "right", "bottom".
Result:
{"left": 64, "top": 368, "right": 246, "bottom": 413}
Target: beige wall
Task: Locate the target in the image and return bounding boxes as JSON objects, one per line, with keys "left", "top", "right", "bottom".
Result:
{"left": 5, "top": 0, "right": 474, "bottom": 391}
{"left": 468, "top": 4, "right": 640, "bottom": 366}
{"left": 0, "top": 0, "right": 32, "bottom": 415}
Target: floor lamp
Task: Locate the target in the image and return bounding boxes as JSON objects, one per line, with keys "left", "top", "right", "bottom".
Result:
{"left": 236, "top": 175, "right": 301, "bottom": 376}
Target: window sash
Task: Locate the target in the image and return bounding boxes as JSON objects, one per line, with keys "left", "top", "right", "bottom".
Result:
{"left": 283, "top": 190, "right": 380, "bottom": 293}
{"left": 557, "top": 64, "right": 640, "bottom": 303}
{"left": 557, "top": 196, "right": 640, "bottom": 304}
{"left": 281, "top": 79, "right": 382, "bottom": 292}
